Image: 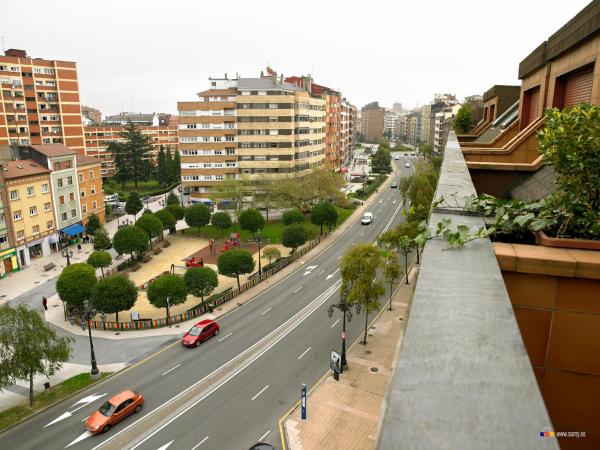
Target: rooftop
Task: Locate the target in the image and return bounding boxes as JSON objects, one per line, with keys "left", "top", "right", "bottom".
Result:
{"left": 237, "top": 77, "right": 304, "bottom": 92}
{"left": 75, "top": 154, "right": 101, "bottom": 166}
{"left": 1, "top": 159, "right": 51, "bottom": 179}
{"left": 103, "top": 113, "right": 156, "bottom": 124}
{"left": 31, "top": 144, "right": 77, "bottom": 157}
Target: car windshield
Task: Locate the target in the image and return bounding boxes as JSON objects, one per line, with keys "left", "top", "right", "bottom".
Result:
{"left": 99, "top": 401, "right": 115, "bottom": 417}
{"left": 188, "top": 326, "right": 202, "bottom": 336}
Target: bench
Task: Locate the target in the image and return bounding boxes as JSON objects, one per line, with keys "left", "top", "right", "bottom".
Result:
{"left": 43, "top": 262, "right": 56, "bottom": 271}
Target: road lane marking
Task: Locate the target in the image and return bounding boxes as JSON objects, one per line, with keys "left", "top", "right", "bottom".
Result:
{"left": 336, "top": 255, "right": 341, "bottom": 260}
{"left": 218, "top": 332, "right": 232, "bottom": 342}
{"left": 251, "top": 385, "right": 270, "bottom": 401}
{"left": 65, "top": 430, "right": 93, "bottom": 448}
{"left": 99, "top": 280, "right": 342, "bottom": 450}
{"left": 298, "top": 347, "right": 311, "bottom": 360}
{"left": 360, "top": 232, "right": 364, "bottom": 236}
{"left": 259, "top": 430, "right": 271, "bottom": 442}
{"left": 45, "top": 393, "right": 106, "bottom": 428}
{"left": 330, "top": 318, "right": 340, "bottom": 328}
{"left": 161, "top": 364, "right": 181, "bottom": 377}
{"left": 191, "top": 436, "right": 209, "bottom": 450}
{"left": 156, "top": 440, "right": 174, "bottom": 450}
{"left": 379, "top": 199, "right": 383, "bottom": 204}
{"left": 326, "top": 268, "right": 340, "bottom": 280}
{"left": 294, "top": 286, "right": 303, "bottom": 293}
{"left": 393, "top": 200, "right": 397, "bottom": 204}
{"left": 302, "top": 265, "right": 318, "bottom": 276}
{"left": 318, "top": 269, "right": 325, "bottom": 275}
{"left": 260, "top": 307, "right": 272, "bottom": 316}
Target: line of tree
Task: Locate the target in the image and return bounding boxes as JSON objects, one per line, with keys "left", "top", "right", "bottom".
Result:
{"left": 108, "top": 121, "right": 153, "bottom": 190}
{"left": 156, "top": 145, "right": 181, "bottom": 187}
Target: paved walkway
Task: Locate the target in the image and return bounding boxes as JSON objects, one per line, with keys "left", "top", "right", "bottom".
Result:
{"left": 281, "top": 266, "right": 417, "bottom": 450}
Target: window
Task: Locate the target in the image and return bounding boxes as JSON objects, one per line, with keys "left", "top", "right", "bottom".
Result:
{"left": 32, "top": 225, "right": 40, "bottom": 235}
{"left": 61, "top": 212, "right": 67, "bottom": 221}
{"left": 47, "top": 221, "right": 53, "bottom": 230}
{"left": 44, "top": 202, "right": 51, "bottom": 211}
{"left": 0, "top": 235, "right": 7, "bottom": 245}
{"left": 69, "top": 192, "right": 75, "bottom": 201}
{"left": 89, "top": 170, "right": 94, "bottom": 180}
{"left": 78, "top": 173, "right": 84, "bottom": 183}
{"left": 26, "top": 186, "right": 35, "bottom": 197}
{"left": 14, "top": 211, "right": 22, "bottom": 221}
{"left": 57, "top": 178, "right": 63, "bottom": 188}
{"left": 82, "top": 204, "right": 87, "bottom": 214}
{"left": 16, "top": 230, "right": 25, "bottom": 240}
{"left": 71, "top": 209, "right": 76, "bottom": 218}
{"left": 92, "top": 201, "right": 97, "bottom": 209}
{"left": 91, "top": 185, "right": 96, "bottom": 194}
{"left": 59, "top": 195, "right": 65, "bottom": 205}
{"left": 67, "top": 176, "right": 73, "bottom": 185}
{"left": 225, "top": 136, "right": 235, "bottom": 142}
{"left": 29, "top": 206, "right": 38, "bottom": 216}
{"left": 53, "top": 162, "right": 61, "bottom": 171}
{"left": 9, "top": 190, "right": 19, "bottom": 200}
{"left": 80, "top": 189, "right": 85, "bottom": 198}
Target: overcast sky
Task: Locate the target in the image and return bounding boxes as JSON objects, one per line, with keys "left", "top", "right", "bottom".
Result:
{"left": 2, "top": 0, "right": 592, "bottom": 115}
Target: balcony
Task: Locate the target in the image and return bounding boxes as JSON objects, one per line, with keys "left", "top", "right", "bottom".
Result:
{"left": 377, "top": 133, "right": 557, "bottom": 450}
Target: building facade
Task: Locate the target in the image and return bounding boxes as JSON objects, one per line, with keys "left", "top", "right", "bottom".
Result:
{"left": 1, "top": 159, "right": 56, "bottom": 268}
{"left": 384, "top": 110, "right": 399, "bottom": 139}
{"left": 178, "top": 73, "right": 327, "bottom": 204}
{"left": 76, "top": 154, "right": 105, "bottom": 225}
{"left": 360, "top": 102, "right": 384, "bottom": 143}
{"left": 81, "top": 106, "right": 102, "bottom": 125}
{"left": 0, "top": 49, "right": 85, "bottom": 153}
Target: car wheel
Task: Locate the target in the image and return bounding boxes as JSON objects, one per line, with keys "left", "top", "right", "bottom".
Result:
{"left": 102, "top": 424, "right": 111, "bottom": 433}
{"left": 135, "top": 404, "right": 142, "bottom": 413}
{"left": 195, "top": 341, "right": 200, "bottom": 347}
{"left": 214, "top": 329, "right": 219, "bottom": 337}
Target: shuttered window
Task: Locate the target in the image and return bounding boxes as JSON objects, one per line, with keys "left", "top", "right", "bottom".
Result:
{"left": 522, "top": 86, "right": 540, "bottom": 129}
{"left": 563, "top": 67, "right": 594, "bottom": 108}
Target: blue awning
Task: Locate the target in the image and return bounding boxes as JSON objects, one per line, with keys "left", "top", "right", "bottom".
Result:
{"left": 61, "top": 223, "right": 85, "bottom": 236}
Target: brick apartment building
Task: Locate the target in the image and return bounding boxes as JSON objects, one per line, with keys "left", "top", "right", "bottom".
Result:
{"left": 0, "top": 49, "right": 85, "bottom": 153}
{"left": 76, "top": 154, "right": 105, "bottom": 225}
{"left": 177, "top": 71, "right": 327, "bottom": 204}
{"left": 360, "top": 102, "right": 384, "bottom": 143}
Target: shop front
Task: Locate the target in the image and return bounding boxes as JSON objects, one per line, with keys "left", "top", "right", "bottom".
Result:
{"left": 0, "top": 248, "right": 19, "bottom": 278}
{"left": 59, "top": 223, "right": 85, "bottom": 248}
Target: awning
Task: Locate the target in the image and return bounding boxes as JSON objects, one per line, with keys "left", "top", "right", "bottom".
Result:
{"left": 49, "top": 234, "right": 59, "bottom": 244}
{"left": 61, "top": 223, "right": 85, "bottom": 236}
{"left": 191, "top": 198, "right": 212, "bottom": 204}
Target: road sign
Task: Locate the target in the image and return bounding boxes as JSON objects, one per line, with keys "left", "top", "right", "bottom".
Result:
{"left": 330, "top": 349, "right": 341, "bottom": 374}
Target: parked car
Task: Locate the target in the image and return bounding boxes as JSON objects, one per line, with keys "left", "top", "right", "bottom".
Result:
{"left": 104, "top": 194, "right": 119, "bottom": 203}
{"left": 182, "top": 319, "right": 220, "bottom": 347}
{"left": 142, "top": 195, "right": 151, "bottom": 204}
{"left": 390, "top": 181, "right": 398, "bottom": 188}
{"left": 394, "top": 156, "right": 400, "bottom": 160}
{"left": 247, "top": 444, "right": 275, "bottom": 450}
{"left": 361, "top": 212, "right": 373, "bottom": 225}
{"left": 86, "top": 390, "right": 144, "bottom": 434}
{"left": 404, "top": 162, "right": 410, "bottom": 168}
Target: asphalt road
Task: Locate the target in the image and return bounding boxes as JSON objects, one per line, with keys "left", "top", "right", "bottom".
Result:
{"left": 0, "top": 155, "right": 416, "bottom": 450}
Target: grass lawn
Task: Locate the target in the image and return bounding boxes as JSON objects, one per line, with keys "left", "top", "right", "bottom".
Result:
{"left": 103, "top": 180, "right": 176, "bottom": 200}
{"left": 182, "top": 206, "right": 354, "bottom": 244}
{"left": 0, "top": 372, "right": 111, "bottom": 432}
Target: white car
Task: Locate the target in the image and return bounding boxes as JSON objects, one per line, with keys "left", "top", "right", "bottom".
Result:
{"left": 394, "top": 156, "right": 400, "bottom": 160}
{"left": 361, "top": 212, "right": 373, "bottom": 225}
{"left": 405, "top": 162, "right": 411, "bottom": 168}
{"left": 104, "top": 194, "right": 119, "bottom": 203}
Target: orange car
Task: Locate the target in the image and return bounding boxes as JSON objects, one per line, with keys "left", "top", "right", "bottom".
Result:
{"left": 86, "top": 390, "right": 144, "bottom": 434}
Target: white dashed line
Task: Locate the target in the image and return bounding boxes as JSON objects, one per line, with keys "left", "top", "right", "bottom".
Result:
{"left": 161, "top": 364, "right": 181, "bottom": 377}
{"left": 330, "top": 318, "right": 340, "bottom": 328}
{"left": 260, "top": 307, "right": 272, "bottom": 316}
{"left": 191, "top": 436, "right": 209, "bottom": 450}
{"left": 294, "top": 286, "right": 303, "bottom": 293}
{"left": 218, "top": 332, "right": 232, "bottom": 342}
{"left": 298, "top": 347, "right": 311, "bottom": 360}
{"left": 251, "top": 385, "right": 269, "bottom": 401}
{"left": 258, "top": 430, "right": 271, "bottom": 442}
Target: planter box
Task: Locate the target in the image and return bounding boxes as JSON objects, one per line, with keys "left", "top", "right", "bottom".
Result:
{"left": 535, "top": 231, "right": 600, "bottom": 251}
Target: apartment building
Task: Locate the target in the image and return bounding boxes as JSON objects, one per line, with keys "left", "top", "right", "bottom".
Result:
{"left": 76, "top": 154, "right": 105, "bottom": 225}
{"left": 84, "top": 113, "right": 178, "bottom": 179}
{"left": 0, "top": 49, "right": 85, "bottom": 153}
{"left": 0, "top": 162, "right": 18, "bottom": 277}
{"left": 433, "top": 104, "right": 461, "bottom": 153}
{"left": 394, "top": 113, "right": 407, "bottom": 143}
{"left": 1, "top": 159, "right": 56, "bottom": 268}
{"left": 177, "top": 73, "right": 326, "bottom": 204}
{"left": 81, "top": 106, "right": 102, "bottom": 125}
{"left": 405, "top": 110, "right": 422, "bottom": 146}
{"left": 360, "top": 102, "right": 384, "bottom": 143}
{"left": 384, "top": 110, "right": 399, "bottom": 139}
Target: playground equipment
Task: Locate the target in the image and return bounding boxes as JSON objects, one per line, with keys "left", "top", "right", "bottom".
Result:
{"left": 185, "top": 257, "right": 204, "bottom": 268}
{"left": 223, "top": 232, "right": 241, "bottom": 252}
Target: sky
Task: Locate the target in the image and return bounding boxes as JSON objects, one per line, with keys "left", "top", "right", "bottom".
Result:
{"left": 1, "top": 0, "right": 592, "bottom": 115}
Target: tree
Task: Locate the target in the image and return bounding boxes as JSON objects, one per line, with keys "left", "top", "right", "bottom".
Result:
{"left": 239, "top": 208, "right": 265, "bottom": 236}
{"left": 167, "top": 204, "right": 185, "bottom": 223}
{"left": 398, "top": 176, "right": 412, "bottom": 211}
{"left": 113, "top": 225, "right": 148, "bottom": 260}
{"left": 157, "top": 146, "right": 168, "bottom": 187}
{"left": 112, "top": 121, "right": 153, "bottom": 189}
{"left": 56, "top": 263, "right": 97, "bottom": 311}
{"left": 108, "top": 140, "right": 130, "bottom": 190}
{"left": 171, "top": 150, "right": 181, "bottom": 184}
{"left": 183, "top": 267, "right": 219, "bottom": 305}
{"left": 155, "top": 209, "right": 177, "bottom": 236}
{"left": 453, "top": 104, "right": 474, "bottom": 134}
{"left": 282, "top": 208, "right": 305, "bottom": 226}
{"left": 135, "top": 213, "right": 163, "bottom": 247}
{"left": 146, "top": 274, "right": 188, "bottom": 326}
{"left": 209, "top": 177, "right": 247, "bottom": 211}
{"left": 311, "top": 202, "right": 338, "bottom": 235}
{"left": 85, "top": 213, "right": 101, "bottom": 235}
{"left": 0, "top": 304, "right": 73, "bottom": 406}
{"left": 340, "top": 243, "right": 385, "bottom": 345}
{"left": 371, "top": 145, "right": 392, "bottom": 177}
{"left": 382, "top": 252, "right": 402, "bottom": 310}
{"left": 397, "top": 236, "right": 414, "bottom": 284}
{"left": 282, "top": 224, "right": 309, "bottom": 254}
{"left": 418, "top": 143, "right": 434, "bottom": 161}
{"left": 165, "top": 146, "right": 174, "bottom": 184}
{"left": 90, "top": 275, "right": 137, "bottom": 324}
{"left": 184, "top": 204, "right": 211, "bottom": 232}
{"left": 262, "top": 246, "right": 281, "bottom": 264}
{"left": 126, "top": 191, "right": 143, "bottom": 219}
{"left": 217, "top": 249, "right": 255, "bottom": 290}
{"left": 211, "top": 211, "right": 232, "bottom": 237}
{"left": 166, "top": 192, "right": 180, "bottom": 206}
{"left": 87, "top": 251, "right": 112, "bottom": 279}
{"left": 93, "top": 228, "right": 112, "bottom": 251}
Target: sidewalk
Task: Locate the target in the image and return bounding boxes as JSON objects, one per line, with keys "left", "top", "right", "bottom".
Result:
{"left": 281, "top": 266, "right": 417, "bottom": 450}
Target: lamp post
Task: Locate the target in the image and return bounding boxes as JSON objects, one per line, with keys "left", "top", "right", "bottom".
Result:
{"left": 69, "top": 300, "right": 100, "bottom": 379}
{"left": 257, "top": 229, "right": 262, "bottom": 276}
{"left": 166, "top": 296, "right": 171, "bottom": 328}
{"left": 327, "top": 290, "right": 360, "bottom": 372}
{"left": 61, "top": 248, "right": 73, "bottom": 265}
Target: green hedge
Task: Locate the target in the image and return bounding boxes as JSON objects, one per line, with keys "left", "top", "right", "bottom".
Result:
{"left": 351, "top": 174, "right": 389, "bottom": 200}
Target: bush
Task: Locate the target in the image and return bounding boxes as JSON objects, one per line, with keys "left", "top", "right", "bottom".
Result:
{"left": 282, "top": 209, "right": 305, "bottom": 225}
{"left": 153, "top": 247, "right": 162, "bottom": 255}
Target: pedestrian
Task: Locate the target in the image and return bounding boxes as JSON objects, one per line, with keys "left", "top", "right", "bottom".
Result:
{"left": 42, "top": 296, "right": 48, "bottom": 311}
{"left": 208, "top": 239, "right": 213, "bottom": 254}
{"left": 77, "top": 243, "right": 82, "bottom": 253}
{"left": 200, "top": 257, "right": 204, "bottom": 267}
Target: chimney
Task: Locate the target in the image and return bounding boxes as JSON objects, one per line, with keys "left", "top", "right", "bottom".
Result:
{"left": 5, "top": 49, "right": 27, "bottom": 58}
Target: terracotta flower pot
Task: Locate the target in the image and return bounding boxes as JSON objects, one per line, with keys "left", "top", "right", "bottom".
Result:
{"left": 534, "top": 230, "right": 600, "bottom": 250}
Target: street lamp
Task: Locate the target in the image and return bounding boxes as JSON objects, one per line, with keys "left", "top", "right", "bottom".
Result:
{"left": 257, "top": 229, "right": 262, "bottom": 276}
{"left": 61, "top": 248, "right": 73, "bottom": 265}
{"left": 327, "top": 289, "right": 361, "bottom": 372}
{"left": 69, "top": 300, "right": 100, "bottom": 379}
{"left": 166, "top": 296, "right": 171, "bottom": 328}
